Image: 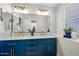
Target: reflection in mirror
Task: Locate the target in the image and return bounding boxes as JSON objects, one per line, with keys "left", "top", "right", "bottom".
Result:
{"left": 1, "top": 12, "right": 50, "bottom": 36}
{"left": 0, "top": 8, "right": 5, "bottom": 33}
{"left": 13, "top": 13, "right": 50, "bottom": 32}
{"left": 0, "top": 4, "right": 50, "bottom": 36}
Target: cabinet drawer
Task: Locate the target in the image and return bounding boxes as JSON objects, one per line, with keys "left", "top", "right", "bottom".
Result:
{"left": 40, "top": 38, "right": 56, "bottom": 43}
{"left": 25, "top": 39, "right": 38, "bottom": 47}
{"left": 0, "top": 40, "right": 15, "bottom": 47}
{"left": 25, "top": 40, "right": 37, "bottom": 44}
{"left": 0, "top": 47, "right": 10, "bottom": 56}
{"left": 24, "top": 46, "right": 38, "bottom": 56}
{"left": 24, "top": 48, "right": 37, "bottom": 52}
{"left": 25, "top": 44, "right": 37, "bottom": 47}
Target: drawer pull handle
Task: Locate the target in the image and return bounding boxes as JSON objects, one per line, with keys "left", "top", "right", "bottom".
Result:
{"left": 28, "top": 42, "right": 36, "bottom": 43}
{"left": 10, "top": 48, "right": 15, "bottom": 56}
{"left": 24, "top": 48, "right": 36, "bottom": 51}
{"left": 8, "top": 43, "right": 16, "bottom": 45}
{"left": 27, "top": 47, "right": 36, "bottom": 49}
{"left": 25, "top": 47, "right": 36, "bottom": 49}
{"left": 27, "top": 52, "right": 36, "bottom": 54}
{"left": 0, "top": 53, "right": 9, "bottom": 55}
{"left": 45, "top": 41, "right": 51, "bottom": 43}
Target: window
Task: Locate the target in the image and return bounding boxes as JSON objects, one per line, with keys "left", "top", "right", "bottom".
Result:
{"left": 67, "top": 17, "right": 79, "bottom": 32}
{"left": 66, "top": 4, "right": 79, "bottom": 32}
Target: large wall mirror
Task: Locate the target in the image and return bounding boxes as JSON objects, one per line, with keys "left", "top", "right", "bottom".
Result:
{"left": 0, "top": 3, "right": 50, "bottom": 36}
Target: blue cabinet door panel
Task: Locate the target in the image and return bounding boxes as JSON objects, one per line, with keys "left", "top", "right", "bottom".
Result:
{"left": 0, "top": 40, "right": 16, "bottom": 56}
{"left": 15, "top": 40, "right": 25, "bottom": 56}
{"left": 49, "top": 38, "right": 57, "bottom": 56}
{"left": 0, "top": 47, "right": 10, "bottom": 56}
{"left": 38, "top": 38, "right": 57, "bottom": 56}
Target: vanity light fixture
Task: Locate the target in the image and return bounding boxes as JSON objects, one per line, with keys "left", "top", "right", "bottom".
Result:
{"left": 38, "top": 8, "right": 48, "bottom": 12}
{"left": 36, "top": 8, "right": 48, "bottom": 15}
{"left": 14, "top": 6, "right": 25, "bottom": 10}
{"left": 13, "top": 6, "right": 29, "bottom": 14}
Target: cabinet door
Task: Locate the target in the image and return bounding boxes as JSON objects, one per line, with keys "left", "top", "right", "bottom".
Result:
{"left": 0, "top": 40, "right": 16, "bottom": 56}
{"left": 49, "top": 38, "right": 57, "bottom": 56}
{"left": 15, "top": 40, "right": 25, "bottom": 56}
{"left": 38, "top": 38, "right": 57, "bottom": 56}
{"left": 0, "top": 47, "right": 10, "bottom": 56}
{"left": 24, "top": 39, "right": 39, "bottom": 56}
{"left": 7, "top": 40, "right": 16, "bottom": 56}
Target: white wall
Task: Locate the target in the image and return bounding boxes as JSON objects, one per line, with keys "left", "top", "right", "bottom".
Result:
{"left": 56, "top": 4, "right": 66, "bottom": 36}
{"left": 0, "top": 3, "right": 11, "bottom": 13}
{"left": 56, "top": 3, "right": 71, "bottom": 56}
{"left": 49, "top": 8, "right": 56, "bottom": 35}
{"left": 55, "top": 4, "right": 72, "bottom": 36}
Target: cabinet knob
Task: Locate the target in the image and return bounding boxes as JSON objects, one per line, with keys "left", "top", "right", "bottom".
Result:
{"left": 28, "top": 47, "right": 36, "bottom": 49}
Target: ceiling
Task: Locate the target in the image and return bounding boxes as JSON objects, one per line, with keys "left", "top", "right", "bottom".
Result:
{"left": 28, "top": 3, "right": 61, "bottom": 8}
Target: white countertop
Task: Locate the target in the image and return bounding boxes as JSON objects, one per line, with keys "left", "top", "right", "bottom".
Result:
{"left": 65, "top": 38, "right": 79, "bottom": 43}
{"left": 0, "top": 35, "right": 56, "bottom": 41}
{"left": 58, "top": 36, "right": 79, "bottom": 43}
{"left": 56, "top": 34, "right": 79, "bottom": 43}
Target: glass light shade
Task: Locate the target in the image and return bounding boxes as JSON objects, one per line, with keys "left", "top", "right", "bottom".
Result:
{"left": 22, "top": 9, "right": 29, "bottom": 14}
{"left": 36, "top": 10, "right": 49, "bottom": 15}
{"left": 14, "top": 8, "right": 29, "bottom": 14}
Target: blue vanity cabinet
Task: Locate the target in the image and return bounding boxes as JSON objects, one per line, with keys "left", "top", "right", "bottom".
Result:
{"left": 0, "top": 38, "right": 57, "bottom": 56}
{"left": 38, "top": 38, "right": 57, "bottom": 56}
{"left": 24, "top": 39, "right": 39, "bottom": 56}
{"left": 0, "top": 40, "right": 16, "bottom": 56}
{"left": 15, "top": 40, "right": 25, "bottom": 56}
